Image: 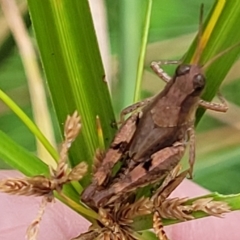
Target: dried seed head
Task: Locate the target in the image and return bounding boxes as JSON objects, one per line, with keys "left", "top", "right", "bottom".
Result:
{"left": 64, "top": 111, "right": 81, "bottom": 146}
{"left": 99, "top": 207, "right": 114, "bottom": 227}
{"left": 0, "top": 178, "right": 31, "bottom": 195}
{"left": 71, "top": 230, "right": 100, "bottom": 240}
{"left": 26, "top": 197, "right": 48, "bottom": 240}
{"left": 0, "top": 161, "right": 88, "bottom": 199}
{"left": 122, "top": 196, "right": 152, "bottom": 220}
{"left": 0, "top": 176, "right": 54, "bottom": 198}
{"left": 92, "top": 149, "right": 105, "bottom": 174}
{"left": 68, "top": 162, "right": 88, "bottom": 181}
{"left": 96, "top": 227, "right": 137, "bottom": 240}
{"left": 56, "top": 111, "right": 82, "bottom": 178}
{"left": 26, "top": 220, "right": 39, "bottom": 240}
{"left": 157, "top": 197, "right": 193, "bottom": 221}
{"left": 191, "top": 197, "right": 231, "bottom": 217}
{"left": 83, "top": 202, "right": 140, "bottom": 240}
{"left": 88, "top": 168, "right": 192, "bottom": 240}
{"left": 100, "top": 230, "right": 112, "bottom": 240}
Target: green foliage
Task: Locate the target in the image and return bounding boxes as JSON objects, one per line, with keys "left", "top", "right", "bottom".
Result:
{"left": 27, "top": 0, "right": 116, "bottom": 186}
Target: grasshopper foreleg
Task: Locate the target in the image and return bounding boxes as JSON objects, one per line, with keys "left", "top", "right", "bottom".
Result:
{"left": 199, "top": 92, "right": 228, "bottom": 112}
{"left": 119, "top": 60, "right": 181, "bottom": 123}
{"left": 150, "top": 60, "right": 180, "bottom": 83}
{"left": 120, "top": 60, "right": 181, "bottom": 123}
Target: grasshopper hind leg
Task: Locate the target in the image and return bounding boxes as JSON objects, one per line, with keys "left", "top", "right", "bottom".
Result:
{"left": 187, "top": 126, "right": 196, "bottom": 179}
{"left": 153, "top": 210, "right": 169, "bottom": 240}
{"left": 119, "top": 97, "right": 153, "bottom": 123}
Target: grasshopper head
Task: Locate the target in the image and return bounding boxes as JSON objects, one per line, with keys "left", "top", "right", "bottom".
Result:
{"left": 174, "top": 64, "right": 205, "bottom": 97}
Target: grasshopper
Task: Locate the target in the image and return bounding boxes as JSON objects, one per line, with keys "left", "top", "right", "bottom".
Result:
{"left": 81, "top": 6, "right": 239, "bottom": 209}
{"left": 81, "top": 55, "right": 228, "bottom": 208}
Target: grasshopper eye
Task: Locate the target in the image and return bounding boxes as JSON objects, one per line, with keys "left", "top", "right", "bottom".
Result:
{"left": 193, "top": 74, "right": 205, "bottom": 91}
{"left": 176, "top": 65, "right": 191, "bottom": 76}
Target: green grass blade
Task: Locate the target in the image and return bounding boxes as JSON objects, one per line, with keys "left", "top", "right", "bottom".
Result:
{"left": 182, "top": 0, "right": 240, "bottom": 122}
{"left": 0, "top": 89, "right": 58, "bottom": 162}
{"left": 27, "top": 0, "right": 116, "bottom": 184}
{"left": 0, "top": 130, "right": 48, "bottom": 176}
{"left": 134, "top": 0, "right": 152, "bottom": 102}
{"left": 118, "top": 1, "right": 145, "bottom": 110}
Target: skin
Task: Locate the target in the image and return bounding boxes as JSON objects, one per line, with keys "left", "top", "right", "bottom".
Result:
{"left": 0, "top": 170, "right": 239, "bottom": 240}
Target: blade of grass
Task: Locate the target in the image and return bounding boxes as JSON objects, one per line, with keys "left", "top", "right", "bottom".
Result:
{"left": 0, "top": 89, "right": 58, "bottom": 164}
{"left": 118, "top": 0, "right": 145, "bottom": 110}
{"left": 0, "top": 0, "right": 31, "bottom": 63}
{"left": 0, "top": 130, "right": 48, "bottom": 175}
{"left": 27, "top": 0, "right": 116, "bottom": 186}
{"left": 134, "top": 0, "right": 152, "bottom": 102}
{"left": 182, "top": 0, "right": 240, "bottom": 123}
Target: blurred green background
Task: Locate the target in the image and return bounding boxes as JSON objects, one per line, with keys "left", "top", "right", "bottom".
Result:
{"left": 0, "top": 0, "right": 239, "bottom": 195}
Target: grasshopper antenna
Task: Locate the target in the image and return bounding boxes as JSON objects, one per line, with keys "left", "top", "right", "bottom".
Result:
{"left": 192, "top": 4, "right": 204, "bottom": 65}
{"left": 202, "top": 41, "right": 240, "bottom": 71}
{"left": 193, "top": 3, "right": 240, "bottom": 70}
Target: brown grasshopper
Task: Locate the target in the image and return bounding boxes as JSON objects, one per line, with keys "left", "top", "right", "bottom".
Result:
{"left": 81, "top": 6, "right": 239, "bottom": 209}
{"left": 81, "top": 55, "right": 228, "bottom": 208}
